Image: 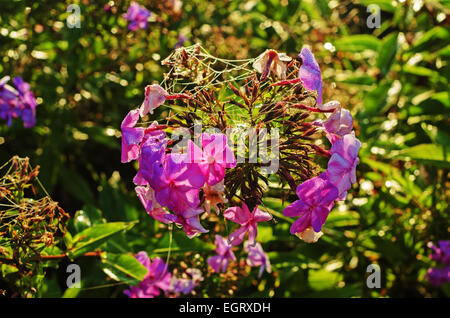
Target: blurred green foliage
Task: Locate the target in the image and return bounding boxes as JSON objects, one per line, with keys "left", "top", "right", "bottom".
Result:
{"left": 0, "top": 0, "right": 449, "bottom": 298}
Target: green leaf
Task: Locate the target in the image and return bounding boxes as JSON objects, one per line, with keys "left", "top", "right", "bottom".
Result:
{"left": 362, "top": 81, "right": 390, "bottom": 115}
{"left": 334, "top": 35, "right": 381, "bottom": 52}
{"left": 394, "top": 144, "right": 450, "bottom": 168}
{"left": 358, "top": 0, "right": 396, "bottom": 12}
{"left": 411, "top": 26, "right": 450, "bottom": 52}
{"left": 403, "top": 65, "right": 439, "bottom": 78}
{"left": 377, "top": 33, "right": 398, "bottom": 76}
{"left": 69, "top": 222, "right": 136, "bottom": 259}
{"left": 101, "top": 253, "right": 148, "bottom": 285}
{"left": 308, "top": 269, "right": 342, "bottom": 291}
{"left": 421, "top": 123, "right": 450, "bottom": 146}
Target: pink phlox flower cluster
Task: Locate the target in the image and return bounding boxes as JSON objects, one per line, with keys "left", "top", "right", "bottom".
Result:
{"left": 121, "top": 85, "right": 236, "bottom": 238}
{"left": 284, "top": 48, "right": 361, "bottom": 242}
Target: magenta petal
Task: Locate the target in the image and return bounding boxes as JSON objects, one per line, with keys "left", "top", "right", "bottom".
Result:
{"left": 204, "top": 162, "right": 225, "bottom": 186}
{"left": 311, "top": 206, "right": 330, "bottom": 232}
{"left": 223, "top": 206, "right": 248, "bottom": 225}
{"left": 253, "top": 207, "right": 273, "bottom": 223}
{"left": 208, "top": 255, "right": 223, "bottom": 272}
{"left": 135, "top": 251, "right": 152, "bottom": 272}
{"left": 185, "top": 214, "right": 209, "bottom": 234}
{"left": 121, "top": 109, "right": 140, "bottom": 129}
{"left": 121, "top": 139, "right": 140, "bottom": 163}
{"left": 327, "top": 153, "right": 352, "bottom": 195}
{"left": 149, "top": 208, "right": 173, "bottom": 224}
{"left": 187, "top": 140, "right": 204, "bottom": 164}
{"left": 247, "top": 224, "right": 258, "bottom": 246}
{"left": 135, "top": 186, "right": 152, "bottom": 211}
{"left": 224, "top": 145, "right": 237, "bottom": 168}
{"left": 296, "top": 176, "right": 338, "bottom": 206}
{"left": 214, "top": 235, "right": 229, "bottom": 255}
{"left": 283, "top": 200, "right": 310, "bottom": 217}
{"left": 330, "top": 134, "right": 361, "bottom": 162}
{"left": 298, "top": 47, "right": 323, "bottom": 105}
{"left": 290, "top": 213, "right": 311, "bottom": 235}
{"left": 228, "top": 226, "right": 248, "bottom": 246}
{"left": 122, "top": 127, "right": 144, "bottom": 146}
{"left": 202, "top": 133, "right": 226, "bottom": 157}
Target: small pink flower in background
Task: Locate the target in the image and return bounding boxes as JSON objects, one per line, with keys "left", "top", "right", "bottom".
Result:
{"left": 426, "top": 267, "right": 450, "bottom": 286}
{"left": 174, "top": 34, "right": 188, "bottom": 49}
{"left": 124, "top": 2, "right": 151, "bottom": 31}
{"left": 426, "top": 240, "right": 450, "bottom": 286}
{"left": 224, "top": 203, "right": 272, "bottom": 246}
{"left": 0, "top": 76, "right": 38, "bottom": 128}
{"left": 168, "top": 268, "right": 203, "bottom": 296}
{"left": 298, "top": 47, "right": 323, "bottom": 105}
{"left": 148, "top": 153, "right": 205, "bottom": 213}
{"left": 120, "top": 109, "right": 144, "bottom": 163}
{"left": 188, "top": 133, "right": 236, "bottom": 186}
{"left": 428, "top": 241, "right": 450, "bottom": 265}
{"left": 169, "top": 277, "right": 194, "bottom": 295}
{"left": 140, "top": 84, "right": 168, "bottom": 117}
{"left": 124, "top": 252, "right": 171, "bottom": 298}
{"left": 13, "top": 77, "right": 37, "bottom": 128}
{"left": 0, "top": 76, "right": 19, "bottom": 126}
{"left": 326, "top": 133, "right": 361, "bottom": 199}
{"left": 283, "top": 176, "right": 338, "bottom": 235}
{"left": 244, "top": 241, "right": 271, "bottom": 278}
{"left": 208, "top": 235, "right": 236, "bottom": 273}
{"left": 253, "top": 49, "right": 292, "bottom": 80}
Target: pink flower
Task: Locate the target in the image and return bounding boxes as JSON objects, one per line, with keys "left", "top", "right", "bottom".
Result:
{"left": 244, "top": 241, "right": 271, "bottom": 278}
{"left": 324, "top": 108, "right": 353, "bottom": 143}
{"left": 135, "top": 186, "right": 173, "bottom": 224}
{"left": 429, "top": 241, "right": 450, "bottom": 265}
{"left": 148, "top": 153, "right": 205, "bottom": 213}
{"left": 298, "top": 47, "right": 323, "bottom": 105}
{"left": 207, "top": 235, "right": 236, "bottom": 272}
{"left": 124, "top": 252, "right": 171, "bottom": 298}
{"left": 188, "top": 133, "right": 236, "bottom": 186}
{"left": 326, "top": 133, "right": 361, "bottom": 199}
{"left": 140, "top": 84, "right": 168, "bottom": 117}
{"left": 133, "top": 123, "right": 167, "bottom": 185}
{"left": 283, "top": 176, "right": 338, "bottom": 235}
{"left": 124, "top": 2, "right": 151, "bottom": 31}
{"left": 426, "top": 267, "right": 450, "bottom": 286}
{"left": 165, "top": 207, "right": 209, "bottom": 238}
{"left": 224, "top": 203, "right": 272, "bottom": 246}
{"left": 121, "top": 109, "right": 144, "bottom": 163}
